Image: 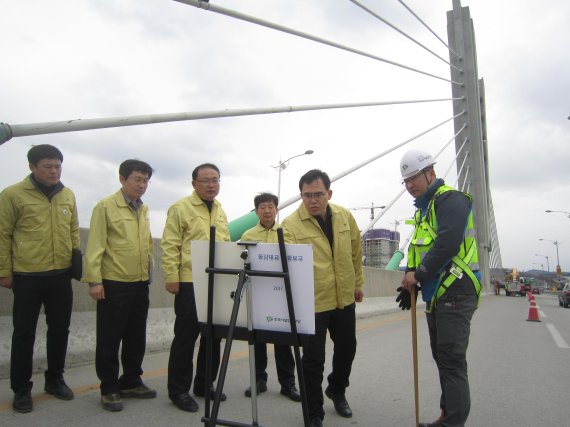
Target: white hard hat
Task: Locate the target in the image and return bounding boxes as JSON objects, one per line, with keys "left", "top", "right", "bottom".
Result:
{"left": 400, "top": 149, "right": 436, "bottom": 180}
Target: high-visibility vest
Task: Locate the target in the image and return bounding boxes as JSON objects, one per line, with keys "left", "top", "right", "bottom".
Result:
{"left": 407, "top": 184, "right": 482, "bottom": 308}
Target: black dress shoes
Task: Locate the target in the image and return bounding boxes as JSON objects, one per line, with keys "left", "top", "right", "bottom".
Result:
{"left": 280, "top": 385, "right": 301, "bottom": 402}
{"left": 325, "top": 387, "right": 352, "bottom": 418}
{"left": 244, "top": 379, "right": 267, "bottom": 397}
{"left": 419, "top": 409, "right": 445, "bottom": 426}
{"left": 44, "top": 377, "right": 74, "bottom": 400}
{"left": 309, "top": 417, "right": 323, "bottom": 427}
{"left": 13, "top": 389, "right": 33, "bottom": 413}
{"left": 172, "top": 393, "right": 199, "bottom": 412}
{"left": 194, "top": 385, "right": 227, "bottom": 401}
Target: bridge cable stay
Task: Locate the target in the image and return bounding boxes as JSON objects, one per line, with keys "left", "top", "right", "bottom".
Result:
{"left": 348, "top": 0, "right": 462, "bottom": 72}
{"left": 376, "top": 147, "right": 460, "bottom": 267}
{"left": 362, "top": 126, "right": 467, "bottom": 269}
{"left": 396, "top": 0, "right": 461, "bottom": 59}
{"left": 361, "top": 122, "right": 467, "bottom": 236}
{"left": 0, "top": 98, "right": 455, "bottom": 145}
{"left": 455, "top": 155, "right": 469, "bottom": 191}
{"left": 278, "top": 111, "right": 465, "bottom": 213}
{"left": 173, "top": 0, "right": 462, "bottom": 85}
{"left": 442, "top": 135, "right": 468, "bottom": 180}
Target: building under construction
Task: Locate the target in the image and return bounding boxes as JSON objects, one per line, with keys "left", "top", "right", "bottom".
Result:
{"left": 362, "top": 228, "right": 400, "bottom": 269}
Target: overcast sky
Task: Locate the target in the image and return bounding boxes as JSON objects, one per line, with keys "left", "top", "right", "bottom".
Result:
{"left": 1, "top": 0, "right": 569, "bottom": 274}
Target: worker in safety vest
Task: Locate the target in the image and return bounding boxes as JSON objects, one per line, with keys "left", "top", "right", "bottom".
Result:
{"left": 397, "top": 149, "right": 481, "bottom": 427}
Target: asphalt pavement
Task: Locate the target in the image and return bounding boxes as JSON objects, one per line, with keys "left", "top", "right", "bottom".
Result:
{"left": 0, "top": 296, "right": 425, "bottom": 426}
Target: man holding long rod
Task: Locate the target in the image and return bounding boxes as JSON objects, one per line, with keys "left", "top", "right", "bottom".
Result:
{"left": 397, "top": 149, "right": 481, "bottom": 427}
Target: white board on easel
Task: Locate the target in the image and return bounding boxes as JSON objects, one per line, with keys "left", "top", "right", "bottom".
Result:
{"left": 191, "top": 241, "right": 315, "bottom": 334}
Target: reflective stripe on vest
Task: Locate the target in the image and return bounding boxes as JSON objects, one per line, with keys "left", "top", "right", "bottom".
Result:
{"left": 407, "top": 185, "right": 481, "bottom": 310}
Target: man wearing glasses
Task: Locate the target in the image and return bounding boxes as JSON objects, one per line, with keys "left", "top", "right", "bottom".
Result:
{"left": 282, "top": 169, "right": 364, "bottom": 427}
{"left": 83, "top": 159, "right": 156, "bottom": 412}
{"left": 398, "top": 149, "right": 480, "bottom": 427}
{"left": 161, "top": 163, "right": 229, "bottom": 413}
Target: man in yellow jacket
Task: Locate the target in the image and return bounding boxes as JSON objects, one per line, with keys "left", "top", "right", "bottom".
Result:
{"left": 161, "top": 163, "right": 229, "bottom": 413}
{"left": 0, "top": 144, "right": 80, "bottom": 413}
{"left": 83, "top": 159, "right": 156, "bottom": 412}
{"left": 241, "top": 192, "right": 300, "bottom": 402}
{"left": 282, "top": 170, "right": 364, "bottom": 427}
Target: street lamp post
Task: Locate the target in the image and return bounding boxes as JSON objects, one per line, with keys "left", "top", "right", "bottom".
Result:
{"left": 539, "top": 238, "right": 562, "bottom": 276}
{"left": 534, "top": 253, "right": 550, "bottom": 272}
{"left": 545, "top": 209, "right": 570, "bottom": 219}
{"left": 272, "top": 149, "right": 314, "bottom": 221}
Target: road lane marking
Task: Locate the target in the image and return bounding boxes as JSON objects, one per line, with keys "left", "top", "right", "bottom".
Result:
{"left": 538, "top": 310, "right": 546, "bottom": 318}
{"left": 546, "top": 323, "right": 570, "bottom": 349}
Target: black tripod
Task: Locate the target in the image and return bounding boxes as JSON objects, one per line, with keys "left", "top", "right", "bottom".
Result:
{"left": 201, "top": 226, "right": 310, "bottom": 427}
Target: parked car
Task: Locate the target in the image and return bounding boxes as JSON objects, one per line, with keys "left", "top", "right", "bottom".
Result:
{"left": 532, "top": 287, "right": 541, "bottom": 295}
{"left": 558, "top": 283, "right": 570, "bottom": 308}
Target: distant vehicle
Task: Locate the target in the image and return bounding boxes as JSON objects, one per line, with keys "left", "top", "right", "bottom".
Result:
{"left": 532, "top": 286, "right": 541, "bottom": 295}
{"left": 558, "top": 283, "right": 570, "bottom": 308}
{"left": 504, "top": 269, "right": 522, "bottom": 296}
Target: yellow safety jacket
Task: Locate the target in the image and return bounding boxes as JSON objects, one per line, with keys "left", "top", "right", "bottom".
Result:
{"left": 407, "top": 184, "right": 481, "bottom": 306}
{"left": 282, "top": 202, "right": 363, "bottom": 313}
{"left": 82, "top": 190, "right": 153, "bottom": 283}
{"left": 161, "top": 191, "right": 229, "bottom": 283}
{"left": 241, "top": 222, "right": 279, "bottom": 244}
{"left": 0, "top": 176, "right": 80, "bottom": 275}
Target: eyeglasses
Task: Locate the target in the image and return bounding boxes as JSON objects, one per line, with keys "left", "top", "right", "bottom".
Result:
{"left": 402, "top": 171, "right": 425, "bottom": 185}
{"left": 195, "top": 178, "right": 220, "bottom": 185}
{"left": 301, "top": 191, "right": 326, "bottom": 200}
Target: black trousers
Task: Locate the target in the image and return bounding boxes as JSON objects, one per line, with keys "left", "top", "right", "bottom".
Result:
{"left": 96, "top": 280, "right": 149, "bottom": 395}
{"left": 426, "top": 283, "right": 477, "bottom": 427}
{"left": 167, "top": 282, "right": 221, "bottom": 399}
{"left": 10, "top": 273, "right": 73, "bottom": 393}
{"left": 302, "top": 303, "right": 357, "bottom": 421}
{"left": 253, "top": 342, "right": 295, "bottom": 387}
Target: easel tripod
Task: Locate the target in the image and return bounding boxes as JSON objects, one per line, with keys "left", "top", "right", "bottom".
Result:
{"left": 200, "top": 226, "right": 310, "bottom": 427}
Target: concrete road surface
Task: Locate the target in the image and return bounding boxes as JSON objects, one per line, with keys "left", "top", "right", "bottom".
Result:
{"left": 1, "top": 293, "right": 568, "bottom": 426}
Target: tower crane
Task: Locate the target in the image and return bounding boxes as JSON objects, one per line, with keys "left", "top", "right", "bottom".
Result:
{"left": 350, "top": 203, "right": 385, "bottom": 221}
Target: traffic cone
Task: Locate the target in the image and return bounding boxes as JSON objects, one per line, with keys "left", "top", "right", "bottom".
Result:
{"left": 528, "top": 293, "right": 535, "bottom": 302}
{"left": 526, "top": 301, "right": 541, "bottom": 322}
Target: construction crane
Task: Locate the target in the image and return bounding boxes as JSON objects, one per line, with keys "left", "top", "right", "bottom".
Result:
{"left": 350, "top": 203, "right": 385, "bottom": 221}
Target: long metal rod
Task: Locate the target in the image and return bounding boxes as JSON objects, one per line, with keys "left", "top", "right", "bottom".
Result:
{"left": 206, "top": 270, "right": 247, "bottom": 427}
{"left": 277, "top": 228, "right": 309, "bottom": 427}
{"left": 245, "top": 273, "right": 259, "bottom": 425}
{"left": 397, "top": 0, "right": 461, "bottom": 59}
{"left": 349, "top": 0, "right": 462, "bottom": 72}
{"left": 204, "top": 226, "right": 217, "bottom": 426}
{"left": 411, "top": 286, "right": 419, "bottom": 427}
{"left": 173, "top": 0, "right": 461, "bottom": 85}
{"left": 0, "top": 98, "right": 454, "bottom": 145}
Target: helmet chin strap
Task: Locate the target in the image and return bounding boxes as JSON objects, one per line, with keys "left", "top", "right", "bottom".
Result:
{"left": 423, "top": 167, "right": 436, "bottom": 186}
